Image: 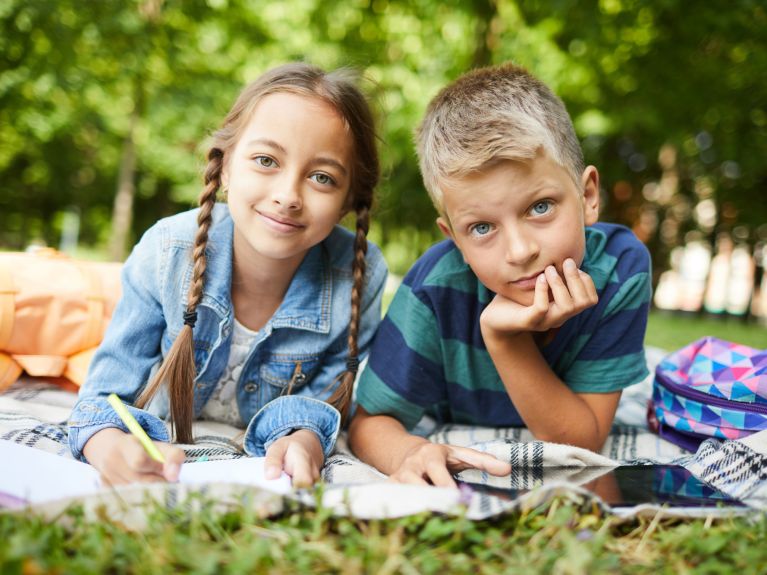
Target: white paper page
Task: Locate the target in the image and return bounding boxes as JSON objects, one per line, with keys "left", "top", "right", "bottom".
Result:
{"left": 0, "top": 440, "right": 101, "bottom": 505}
{"left": 1, "top": 441, "right": 293, "bottom": 507}
{"left": 179, "top": 457, "right": 292, "bottom": 495}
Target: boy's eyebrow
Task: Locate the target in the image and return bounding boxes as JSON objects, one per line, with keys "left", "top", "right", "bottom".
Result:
{"left": 243, "top": 138, "right": 348, "bottom": 176}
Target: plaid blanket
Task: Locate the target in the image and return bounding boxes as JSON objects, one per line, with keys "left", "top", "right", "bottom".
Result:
{"left": 2, "top": 347, "right": 765, "bottom": 523}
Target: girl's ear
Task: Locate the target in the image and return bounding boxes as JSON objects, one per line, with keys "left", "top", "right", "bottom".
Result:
{"left": 580, "top": 166, "right": 600, "bottom": 226}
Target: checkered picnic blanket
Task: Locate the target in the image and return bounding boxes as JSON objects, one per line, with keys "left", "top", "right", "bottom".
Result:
{"left": 2, "top": 347, "right": 766, "bottom": 523}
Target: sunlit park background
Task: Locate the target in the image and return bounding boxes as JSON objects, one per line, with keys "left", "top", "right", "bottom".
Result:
{"left": 1, "top": 0, "right": 766, "bottom": 347}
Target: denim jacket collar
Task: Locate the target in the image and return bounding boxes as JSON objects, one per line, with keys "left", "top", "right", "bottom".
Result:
{"left": 189, "top": 208, "right": 332, "bottom": 334}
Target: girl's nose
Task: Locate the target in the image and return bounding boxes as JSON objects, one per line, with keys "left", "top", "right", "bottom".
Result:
{"left": 271, "top": 175, "right": 302, "bottom": 210}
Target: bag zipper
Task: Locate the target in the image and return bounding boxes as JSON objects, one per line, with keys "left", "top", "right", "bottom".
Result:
{"left": 656, "top": 373, "right": 767, "bottom": 414}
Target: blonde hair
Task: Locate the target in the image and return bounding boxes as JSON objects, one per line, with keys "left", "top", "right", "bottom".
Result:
{"left": 136, "top": 63, "right": 379, "bottom": 443}
{"left": 416, "top": 62, "right": 585, "bottom": 214}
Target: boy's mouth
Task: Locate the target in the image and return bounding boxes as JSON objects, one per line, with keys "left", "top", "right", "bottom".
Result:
{"left": 509, "top": 272, "right": 542, "bottom": 290}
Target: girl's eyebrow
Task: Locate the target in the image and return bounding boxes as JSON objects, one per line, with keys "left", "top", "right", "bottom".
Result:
{"left": 244, "top": 138, "right": 348, "bottom": 176}
{"left": 307, "top": 157, "right": 348, "bottom": 176}
{"left": 243, "top": 137, "right": 286, "bottom": 153}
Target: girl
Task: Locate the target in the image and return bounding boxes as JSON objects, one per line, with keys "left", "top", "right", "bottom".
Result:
{"left": 68, "top": 63, "right": 387, "bottom": 487}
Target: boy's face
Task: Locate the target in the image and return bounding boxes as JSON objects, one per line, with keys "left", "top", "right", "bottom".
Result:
{"left": 437, "top": 151, "right": 600, "bottom": 306}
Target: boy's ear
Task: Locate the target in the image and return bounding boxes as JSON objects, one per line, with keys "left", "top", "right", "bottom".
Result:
{"left": 436, "top": 216, "right": 454, "bottom": 240}
{"left": 581, "top": 166, "right": 600, "bottom": 226}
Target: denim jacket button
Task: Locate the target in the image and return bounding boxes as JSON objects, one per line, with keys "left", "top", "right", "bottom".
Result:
{"left": 244, "top": 382, "right": 258, "bottom": 392}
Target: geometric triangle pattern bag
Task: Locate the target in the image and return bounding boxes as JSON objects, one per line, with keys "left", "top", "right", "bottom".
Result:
{"left": 649, "top": 336, "right": 767, "bottom": 452}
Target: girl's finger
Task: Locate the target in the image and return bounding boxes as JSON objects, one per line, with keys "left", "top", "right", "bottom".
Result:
{"left": 289, "top": 458, "right": 316, "bottom": 488}
{"left": 264, "top": 440, "right": 289, "bottom": 480}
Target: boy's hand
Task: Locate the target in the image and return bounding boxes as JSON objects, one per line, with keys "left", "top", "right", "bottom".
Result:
{"left": 389, "top": 441, "right": 511, "bottom": 488}
{"left": 481, "top": 258, "right": 598, "bottom": 335}
{"left": 83, "top": 427, "right": 184, "bottom": 486}
{"left": 263, "top": 429, "right": 324, "bottom": 487}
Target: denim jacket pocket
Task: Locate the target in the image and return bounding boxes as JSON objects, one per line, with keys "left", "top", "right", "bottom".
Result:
{"left": 259, "top": 353, "right": 322, "bottom": 400}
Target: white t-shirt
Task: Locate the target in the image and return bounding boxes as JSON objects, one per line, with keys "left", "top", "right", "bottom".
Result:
{"left": 199, "top": 318, "right": 259, "bottom": 427}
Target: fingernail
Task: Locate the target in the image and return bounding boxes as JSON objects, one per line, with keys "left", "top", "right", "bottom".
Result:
{"left": 538, "top": 273, "right": 547, "bottom": 283}
{"left": 265, "top": 465, "right": 280, "bottom": 479}
{"left": 564, "top": 258, "right": 576, "bottom": 270}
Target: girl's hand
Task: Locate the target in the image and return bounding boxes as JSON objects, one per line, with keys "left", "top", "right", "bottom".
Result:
{"left": 263, "top": 429, "right": 324, "bottom": 487}
{"left": 82, "top": 427, "right": 185, "bottom": 486}
{"left": 481, "top": 258, "right": 598, "bottom": 336}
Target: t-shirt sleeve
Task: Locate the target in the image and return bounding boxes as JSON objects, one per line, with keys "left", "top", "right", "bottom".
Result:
{"left": 355, "top": 277, "right": 446, "bottom": 430}
{"left": 564, "top": 242, "right": 652, "bottom": 394}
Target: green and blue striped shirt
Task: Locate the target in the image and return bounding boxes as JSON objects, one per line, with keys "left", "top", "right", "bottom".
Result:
{"left": 357, "top": 223, "right": 652, "bottom": 429}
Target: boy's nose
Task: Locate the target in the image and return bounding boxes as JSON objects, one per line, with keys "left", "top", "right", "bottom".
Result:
{"left": 503, "top": 227, "right": 538, "bottom": 265}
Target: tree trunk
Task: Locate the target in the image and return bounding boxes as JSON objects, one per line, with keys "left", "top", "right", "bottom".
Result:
{"left": 471, "top": 0, "right": 497, "bottom": 69}
{"left": 108, "top": 110, "right": 138, "bottom": 262}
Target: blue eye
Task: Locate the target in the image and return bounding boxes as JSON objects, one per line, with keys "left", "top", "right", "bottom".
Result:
{"left": 311, "top": 172, "right": 335, "bottom": 186}
{"left": 531, "top": 200, "right": 552, "bottom": 215}
{"left": 255, "top": 156, "right": 276, "bottom": 168}
{"left": 470, "top": 223, "right": 492, "bottom": 237}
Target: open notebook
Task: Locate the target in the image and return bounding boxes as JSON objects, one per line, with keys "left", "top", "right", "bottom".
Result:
{"left": 0, "top": 440, "right": 292, "bottom": 507}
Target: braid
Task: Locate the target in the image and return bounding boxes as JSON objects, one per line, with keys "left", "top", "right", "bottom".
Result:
{"left": 135, "top": 148, "right": 223, "bottom": 444}
{"left": 327, "top": 205, "right": 370, "bottom": 423}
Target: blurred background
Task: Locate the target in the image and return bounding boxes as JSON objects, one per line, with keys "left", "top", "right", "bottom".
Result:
{"left": 1, "top": 0, "right": 766, "bottom": 340}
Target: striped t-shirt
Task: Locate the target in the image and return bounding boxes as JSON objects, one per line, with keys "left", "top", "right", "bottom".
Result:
{"left": 356, "top": 222, "right": 652, "bottom": 430}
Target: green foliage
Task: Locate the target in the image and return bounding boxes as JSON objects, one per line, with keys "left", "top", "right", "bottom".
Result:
{"left": 1, "top": 0, "right": 765, "bottom": 273}
{"left": 1, "top": 496, "right": 766, "bottom": 574}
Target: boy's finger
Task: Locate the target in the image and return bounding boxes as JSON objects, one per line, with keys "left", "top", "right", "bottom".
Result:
{"left": 425, "top": 461, "right": 458, "bottom": 488}
{"left": 545, "top": 265, "right": 573, "bottom": 310}
{"left": 531, "top": 273, "right": 550, "bottom": 316}
{"left": 580, "top": 270, "right": 599, "bottom": 302}
{"left": 562, "top": 258, "right": 588, "bottom": 302}
{"left": 389, "top": 470, "right": 431, "bottom": 486}
{"left": 448, "top": 446, "right": 512, "bottom": 476}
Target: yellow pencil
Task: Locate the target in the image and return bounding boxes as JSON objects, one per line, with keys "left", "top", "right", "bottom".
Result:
{"left": 107, "top": 393, "right": 166, "bottom": 463}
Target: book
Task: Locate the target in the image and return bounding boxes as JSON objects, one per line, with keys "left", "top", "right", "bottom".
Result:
{"left": 0, "top": 440, "right": 291, "bottom": 507}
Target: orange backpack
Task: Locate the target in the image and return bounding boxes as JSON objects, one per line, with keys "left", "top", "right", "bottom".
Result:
{"left": 0, "top": 249, "right": 122, "bottom": 391}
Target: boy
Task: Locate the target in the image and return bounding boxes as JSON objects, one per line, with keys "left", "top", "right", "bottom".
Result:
{"left": 349, "top": 63, "right": 652, "bottom": 487}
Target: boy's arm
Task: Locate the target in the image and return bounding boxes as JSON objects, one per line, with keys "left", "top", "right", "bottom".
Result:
{"left": 483, "top": 331, "right": 620, "bottom": 451}
{"left": 348, "top": 407, "right": 511, "bottom": 487}
{"left": 481, "top": 254, "right": 650, "bottom": 452}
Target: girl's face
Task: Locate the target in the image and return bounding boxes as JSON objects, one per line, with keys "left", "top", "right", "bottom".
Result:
{"left": 223, "top": 92, "right": 353, "bottom": 270}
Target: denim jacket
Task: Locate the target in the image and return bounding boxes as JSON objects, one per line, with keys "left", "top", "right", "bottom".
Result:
{"left": 68, "top": 204, "right": 387, "bottom": 461}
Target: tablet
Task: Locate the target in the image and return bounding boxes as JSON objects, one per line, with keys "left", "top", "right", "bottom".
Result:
{"left": 459, "top": 464, "right": 744, "bottom": 508}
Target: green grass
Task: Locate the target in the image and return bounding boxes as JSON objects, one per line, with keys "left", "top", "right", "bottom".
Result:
{"left": 646, "top": 311, "right": 767, "bottom": 351}
{"left": 1, "top": 304, "right": 764, "bottom": 573}
{"left": 2, "top": 496, "right": 766, "bottom": 574}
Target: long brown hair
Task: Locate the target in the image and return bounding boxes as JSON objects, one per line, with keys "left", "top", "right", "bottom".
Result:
{"left": 135, "top": 63, "right": 380, "bottom": 443}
